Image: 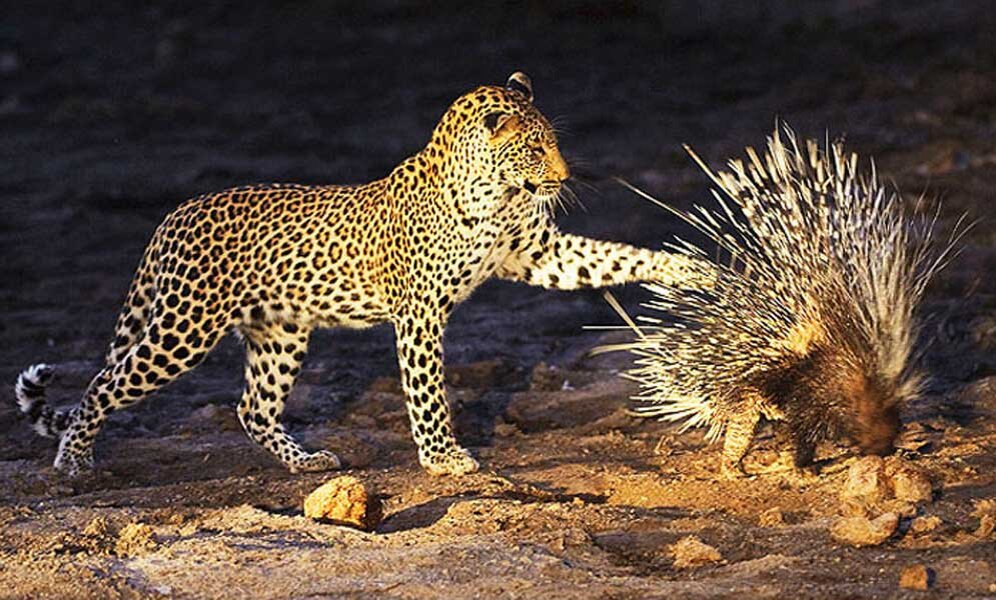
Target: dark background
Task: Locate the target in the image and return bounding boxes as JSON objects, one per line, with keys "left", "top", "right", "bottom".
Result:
{"left": 1, "top": 0, "right": 994, "bottom": 453}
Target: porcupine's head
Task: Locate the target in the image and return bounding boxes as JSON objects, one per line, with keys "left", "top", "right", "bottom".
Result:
{"left": 766, "top": 340, "right": 906, "bottom": 457}
{"left": 612, "top": 125, "right": 959, "bottom": 459}
{"left": 848, "top": 373, "right": 902, "bottom": 456}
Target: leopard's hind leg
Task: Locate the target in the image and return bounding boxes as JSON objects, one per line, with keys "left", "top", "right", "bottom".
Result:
{"left": 104, "top": 234, "right": 161, "bottom": 366}
{"left": 53, "top": 296, "right": 226, "bottom": 475}
{"left": 236, "top": 321, "right": 341, "bottom": 473}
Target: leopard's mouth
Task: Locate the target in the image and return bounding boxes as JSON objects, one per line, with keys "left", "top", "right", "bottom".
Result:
{"left": 522, "top": 179, "right": 561, "bottom": 199}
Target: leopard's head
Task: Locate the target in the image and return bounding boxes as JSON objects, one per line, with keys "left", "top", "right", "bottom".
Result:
{"left": 435, "top": 72, "right": 570, "bottom": 202}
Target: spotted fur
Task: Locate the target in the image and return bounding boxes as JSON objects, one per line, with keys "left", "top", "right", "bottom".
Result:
{"left": 14, "top": 72, "right": 714, "bottom": 477}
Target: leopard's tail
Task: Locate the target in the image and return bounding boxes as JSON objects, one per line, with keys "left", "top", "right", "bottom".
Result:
{"left": 14, "top": 363, "right": 74, "bottom": 438}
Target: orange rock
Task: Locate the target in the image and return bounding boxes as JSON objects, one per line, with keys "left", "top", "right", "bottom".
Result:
{"left": 759, "top": 507, "right": 785, "bottom": 527}
{"left": 899, "top": 564, "right": 932, "bottom": 590}
{"left": 909, "top": 515, "right": 942, "bottom": 535}
{"left": 303, "top": 475, "right": 382, "bottom": 531}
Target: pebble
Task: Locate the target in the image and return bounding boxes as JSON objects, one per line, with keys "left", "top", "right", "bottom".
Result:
{"left": 899, "top": 564, "right": 932, "bottom": 590}
{"left": 303, "top": 475, "right": 382, "bottom": 531}
{"left": 975, "top": 514, "right": 995, "bottom": 539}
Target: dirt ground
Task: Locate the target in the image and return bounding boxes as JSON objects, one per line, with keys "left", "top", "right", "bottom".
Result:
{"left": 1, "top": 2, "right": 995, "bottom": 598}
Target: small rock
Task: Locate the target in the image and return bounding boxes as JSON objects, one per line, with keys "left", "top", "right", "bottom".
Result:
{"left": 115, "top": 522, "right": 158, "bottom": 557}
{"left": 888, "top": 464, "right": 933, "bottom": 504}
{"left": 78, "top": 516, "right": 116, "bottom": 554}
{"left": 303, "top": 475, "right": 382, "bottom": 531}
{"left": 909, "top": 515, "right": 942, "bottom": 535}
{"left": 841, "top": 456, "right": 891, "bottom": 509}
{"left": 830, "top": 512, "right": 899, "bottom": 547}
{"left": 973, "top": 499, "right": 996, "bottom": 519}
{"left": 669, "top": 535, "right": 722, "bottom": 569}
{"left": 975, "top": 514, "right": 995, "bottom": 539}
{"left": 759, "top": 507, "right": 785, "bottom": 527}
{"left": 971, "top": 499, "right": 996, "bottom": 538}
{"left": 899, "top": 564, "right": 932, "bottom": 590}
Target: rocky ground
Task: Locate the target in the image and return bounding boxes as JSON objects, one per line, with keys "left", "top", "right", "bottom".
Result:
{"left": 1, "top": 2, "right": 995, "bottom": 598}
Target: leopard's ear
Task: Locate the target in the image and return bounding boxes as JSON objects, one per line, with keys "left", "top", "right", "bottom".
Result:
{"left": 506, "top": 72, "right": 533, "bottom": 102}
{"left": 484, "top": 112, "right": 520, "bottom": 141}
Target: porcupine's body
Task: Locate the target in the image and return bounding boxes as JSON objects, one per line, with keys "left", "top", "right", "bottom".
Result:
{"left": 611, "top": 127, "right": 958, "bottom": 476}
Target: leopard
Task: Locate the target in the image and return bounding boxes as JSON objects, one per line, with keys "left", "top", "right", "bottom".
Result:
{"left": 14, "top": 72, "right": 715, "bottom": 478}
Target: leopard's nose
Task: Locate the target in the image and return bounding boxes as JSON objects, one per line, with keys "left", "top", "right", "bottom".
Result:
{"left": 550, "top": 150, "right": 570, "bottom": 182}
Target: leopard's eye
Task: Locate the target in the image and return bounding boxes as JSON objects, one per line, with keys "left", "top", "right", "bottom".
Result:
{"left": 531, "top": 145, "right": 545, "bottom": 157}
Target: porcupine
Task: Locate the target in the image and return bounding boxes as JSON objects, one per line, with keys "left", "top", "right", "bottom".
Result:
{"left": 603, "top": 126, "right": 962, "bottom": 477}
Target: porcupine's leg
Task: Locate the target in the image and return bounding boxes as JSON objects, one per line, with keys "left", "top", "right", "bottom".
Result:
{"left": 760, "top": 424, "right": 821, "bottom": 480}
{"left": 787, "top": 428, "right": 817, "bottom": 468}
{"left": 720, "top": 407, "right": 760, "bottom": 478}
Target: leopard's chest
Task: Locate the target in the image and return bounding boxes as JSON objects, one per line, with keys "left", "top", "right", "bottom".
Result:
{"left": 437, "top": 210, "right": 527, "bottom": 302}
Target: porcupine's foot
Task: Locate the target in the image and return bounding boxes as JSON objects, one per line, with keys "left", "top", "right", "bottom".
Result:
{"left": 288, "top": 450, "right": 343, "bottom": 474}
{"left": 421, "top": 446, "right": 480, "bottom": 476}
{"left": 720, "top": 459, "right": 750, "bottom": 480}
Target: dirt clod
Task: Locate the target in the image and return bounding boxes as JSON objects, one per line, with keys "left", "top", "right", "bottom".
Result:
{"left": 669, "top": 536, "right": 723, "bottom": 569}
{"left": 82, "top": 516, "right": 109, "bottom": 538}
{"left": 830, "top": 513, "right": 899, "bottom": 547}
{"left": 303, "top": 475, "right": 382, "bottom": 531}
{"left": 759, "top": 507, "right": 785, "bottom": 527}
{"left": 899, "top": 564, "right": 932, "bottom": 590}
{"left": 909, "top": 515, "right": 942, "bottom": 535}
{"left": 115, "top": 522, "right": 158, "bottom": 557}
{"left": 841, "top": 457, "right": 934, "bottom": 518}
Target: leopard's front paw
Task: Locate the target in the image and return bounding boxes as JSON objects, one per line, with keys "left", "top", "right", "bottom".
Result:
{"left": 420, "top": 446, "right": 479, "bottom": 477}
{"left": 289, "top": 450, "right": 342, "bottom": 474}
{"left": 54, "top": 448, "right": 95, "bottom": 478}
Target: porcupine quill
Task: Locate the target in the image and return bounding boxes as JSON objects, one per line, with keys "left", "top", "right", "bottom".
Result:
{"left": 598, "top": 125, "right": 966, "bottom": 477}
